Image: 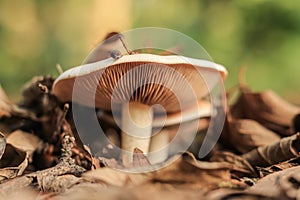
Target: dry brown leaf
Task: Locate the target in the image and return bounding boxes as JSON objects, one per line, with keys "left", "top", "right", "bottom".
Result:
{"left": 231, "top": 88, "right": 300, "bottom": 136}
{"left": 258, "top": 157, "right": 300, "bottom": 177}
{"left": 227, "top": 118, "right": 281, "bottom": 153}
{"left": 57, "top": 183, "right": 205, "bottom": 200}
{"left": 83, "top": 167, "right": 147, "bottom": 187}
{"left": 54, "top": 183, "right": 122, "bottom": 200}
{"left": 206, "top": 188, "right": 274, "bottom": 200}
{"left": 56, "top": 153, "right": 245, "bottom": 199}
{"left": 247, "top": 166, "right": 300, "bottom": 199}
{"left": 210, "top": 151, "right": 258, "bottom": 178}
{"left": 0, "top": 144, "right": 27, "bottom": 168}
{"left": 0, "top": 187, "right": 38, "bottom": 200}
{"left": 242, "top": 133, "right": 300, "bottom": 167}
{"left": 0, "top": 131, "right": 39, "bottom": 182}
{"left": 84, "top": 152, "right": 244, "bottom": 192}
{"left": 0, "top": 86, "right": 12, "bottom": 118}
{"left": 6, "top": 130, "right": 42, "bottom": 157}
{"left": 132, "top": 147, "right": 151, "bottom": 167}
{"left": 0, "top": 144, "right": 27, "bottom": 182}
{"left": 279, "top": 166, "right": 300, "bottom": 199}
{"left": 150, "top": 152, "right": 245, "bottom": 192}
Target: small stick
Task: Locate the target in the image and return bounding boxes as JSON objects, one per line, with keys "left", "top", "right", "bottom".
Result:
{"left": 118, "top": 35, "right": 132, "bottom": 55}
{"left": 56, "top": 64, "right": 64, "bottom": 75}
{"left": 238, "top": 65, "right": 248, "bottom": 88}
{"left": 56, "top": 104, "right": 70, "bottom": 134}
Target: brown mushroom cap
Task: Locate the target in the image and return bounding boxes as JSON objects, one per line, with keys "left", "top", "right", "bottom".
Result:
{"left": 52, "top": 54, "right": 227, "bottom": 113}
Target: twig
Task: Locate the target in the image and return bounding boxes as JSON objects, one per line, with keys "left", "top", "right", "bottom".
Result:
{"left": 118, "top": 35, "right": 132, "bottom": 55}
{"left": 56, "top": 104, "right": 69, "bottom": 134}
{"left": 56, "top": 63, "right": 64, "bottom": 75}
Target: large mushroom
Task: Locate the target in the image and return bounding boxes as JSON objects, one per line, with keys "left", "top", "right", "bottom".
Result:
{"left": 53, "top": 51, "right": 227, "bottom": 164}
{"left": 99, "top": 99, "right": 211, "bottom": 164}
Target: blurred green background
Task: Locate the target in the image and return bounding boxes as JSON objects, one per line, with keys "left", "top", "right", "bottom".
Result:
{"left": 0, "top": 0, "right": 299, "bottom": 103}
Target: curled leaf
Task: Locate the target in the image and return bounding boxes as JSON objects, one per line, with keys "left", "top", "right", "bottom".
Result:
{"left": 255, "top": 157, "right": 300, "bottom": 178}
{"left": 6, "top": 130, "right": 42, "bottom": 156}
{"left": 242, "top": 133, "right": 300, "bottom": 167}
{"left": 247, "top": 166, "right": 300, "bottom": 199}
{"left": 0, "top": 144, "right": 27, "bottom": 182}
{"left": 210, "top": 151, "right": 258, "bottom": 177}
{"left": 227, "top": 118, "right": 281, "bottom": 153}
{"left": 231, "top": 88, "right": 300, "bottom": 136}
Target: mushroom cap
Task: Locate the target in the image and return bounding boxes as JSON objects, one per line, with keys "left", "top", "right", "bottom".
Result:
{"left": 52, "top": 54, "right": 227, "bottom": 113}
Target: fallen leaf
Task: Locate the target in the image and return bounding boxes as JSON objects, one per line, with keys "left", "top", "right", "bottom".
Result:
{"left": 83, "top": 167, "right": 147, "bottom": 187}
{"left": 206, "top": 188, "right": 273, "bottom": 200}
{"left": 0, "top": 144, "right": 27, "bottom": 182}
{"left": 227, "top": 118, "right": 281, "bottom": 153}
{"left": 258, "top": 157, "right": 300, "bottom": 177}
{"left": 132, "top": 147, "right": 151, "bottom": 167}
{"left": 279, "top": 166, "right": 300, "bottom": 199}
{"left": 231, "top": 88, "right": 300, "bottom": 136}
{"left": 247, "top": 166, "right": 300, "bottom": 199}
{"left": 6, "top": 130, "right": 42, "bottom": 156}
{"left": 150, "top": 152, "right": 245, "bottom": 192}
{"left": 84, "top": 152, "right": 244, "bottom": 192}
{"left": 0, "top": 187, "right": 38, "bottom": 200}
{"left": 57, "top": 183, "right": 205, "bottom": 200}
{"left": 242, "top": 133, "right": 300, "bottom": 167}
{"left": 210, "top": 151, "right": 258, "bottom": 177}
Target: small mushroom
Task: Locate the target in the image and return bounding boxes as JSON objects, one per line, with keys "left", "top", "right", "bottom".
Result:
{"left": 53, "top": 53, "right": 227, "bottom": 164}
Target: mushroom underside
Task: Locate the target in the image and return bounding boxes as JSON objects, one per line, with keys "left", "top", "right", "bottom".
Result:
{"left": 53, "top": 57, "right": 224, "bottom": 165}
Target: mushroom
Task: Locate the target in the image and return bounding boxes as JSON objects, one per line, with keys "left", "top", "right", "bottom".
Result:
{"left": 98, "top": 99, "right": 212, "bottom": 164}
{"left": 149, "top": 100, "right": 212, "bottom": 163}
{"left": 52, "top": 53, "right": 227, "bottom": 164}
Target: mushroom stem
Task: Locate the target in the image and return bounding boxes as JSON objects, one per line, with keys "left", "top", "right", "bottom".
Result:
{"left": 121, "top": 102, "right": 153, "bottom": 164}
{"left": 148, "top": 128, "right": 169, "bottom": 164}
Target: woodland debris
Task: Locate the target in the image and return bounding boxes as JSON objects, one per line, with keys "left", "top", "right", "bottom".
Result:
{"left": 231, "top": 87, "right": 300, "bottom": 136}
{"left": 226, "top": 117, "right": 281, "bottom": 153}
{"left": 247, "top": 166, "right": 300, "bottom": 199}
{"left": 0, "top": 134, "right": 86, "bottom": 194}
{"left": 242, "top": 133, "right": 300, "bottom": 167}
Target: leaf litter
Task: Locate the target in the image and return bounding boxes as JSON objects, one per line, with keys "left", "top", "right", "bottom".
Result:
{"left": 0, "top": 39, "right": 299, "bottom": 200}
